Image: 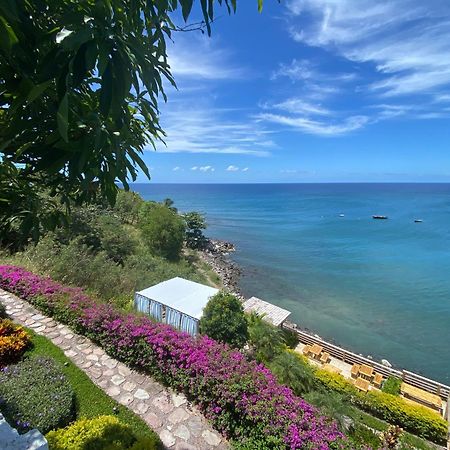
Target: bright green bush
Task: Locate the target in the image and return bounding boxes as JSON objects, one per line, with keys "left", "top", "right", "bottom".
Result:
{"left": 382, "top": 376, "right": 402, "bottom": 395}
{"left": 45, "top": 415, "right": 157, "bottom": 450}
{"left": 199, "top": 291, "right": 249, "bottom": 348}
{"left": 0, "top": 356, "right": 74, "bottom": 433}
{"left": 313, "top": 367, "right": 447, "bottom": 444}
{"left": 359, "top": 390, "right": 447, "bottom": 444}
{"left": 139, "top": 204, "right": 185, "bottom": 260}
{"left": 348, "top": 423, "right": 381, "bottom": 449}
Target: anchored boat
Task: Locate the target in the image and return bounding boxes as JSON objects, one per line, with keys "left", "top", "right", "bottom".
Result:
{"left": 372, "top": 215, "right": 388, "bottom": 220}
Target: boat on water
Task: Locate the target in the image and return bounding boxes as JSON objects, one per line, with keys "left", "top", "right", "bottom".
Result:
{"left": 372, "top": 215, "right": 388, "bottom": 220}
{"left": 414, "top": 219, "right": 423, "bottom": 223}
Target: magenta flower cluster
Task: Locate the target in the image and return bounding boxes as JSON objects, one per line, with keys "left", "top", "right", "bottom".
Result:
{"left": 0, "top": 265, "right": 349, "bottom": 449}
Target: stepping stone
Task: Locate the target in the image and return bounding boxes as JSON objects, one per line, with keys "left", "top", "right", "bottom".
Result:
{"left": 106, "top": 386, "right": 121, "bottom": 397}
{"left": 173, "top": 424, "right": 190, "bottom": 441}
{"left": 202, "top": 430, "right": 222, "bottom": 447}
{"left": 118, "top": 393, "right": 134, "bottom": 406}
{"left": 160, "top": 430, "right": 176, "bottom": 448}
{"left": 152, "top": 395, "right": 174, "bottom": 414}
{"left": 168, "top": 409, "right": 189, "bottom": 424}
{"left": 86, "top": 354, "right": 98, "bottom": 362}
{"left": 64, "top": 350, "right": 78, "bottom": 358}
{"left": 123, "top": 381, "right": 136, "bottom": 392}
{"left": 111, "top": 375, "right": 125, "bottom": 386}
{"left": 89, "top": 367, "right": 102, "bottom": 379}
{"left": 134, "top": 388, "right": 149, "bottom": 400}
{"left": 103, "top": 358, "right": 118, "bottom": 369}
{"left": 174, "top": 443, "right": 197, "bottom": 450}
{"left": 186, "top": 417, "right": 203, "bottom": 437}
{"left": 144, "top": 412, "right": 162, "bottom": 429}
{"left": 118, "top": 365, "right": 132, "bottom": 377}
{"left": 172, "top": 393, "right": 187, "bottom": 407}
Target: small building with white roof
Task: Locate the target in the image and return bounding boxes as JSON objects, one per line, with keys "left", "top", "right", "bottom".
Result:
{"left": 135, "top": 277, "right": 219, "bottom": 335}
{"left": 243, "top": 296, "right": 291, "bottom": 327}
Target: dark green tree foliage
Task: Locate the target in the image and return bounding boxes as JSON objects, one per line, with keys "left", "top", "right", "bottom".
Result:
{"left": 381, "top": 376, "right": 402, "bottom": 396}
{"left": 184, "top": 211, "right": 207, "bottom": 249}
{"left": 199, "top": 292, "right": 249, "bottom": 348}
{"left": 114, "top": 190, "right": 144, "bottom": 225}
{"left": 246, "top": 312, "right": 284, "bottom": 363}
{"left": 268, "top": 351, "right": 315, "bottom": 396}
{"left": 139, "top": 204, "right": 185, "bottom": 260}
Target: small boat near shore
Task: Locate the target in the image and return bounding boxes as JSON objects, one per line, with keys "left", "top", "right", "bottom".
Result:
{"left": 372, "top": 215, "right": 388, "bottom": 220}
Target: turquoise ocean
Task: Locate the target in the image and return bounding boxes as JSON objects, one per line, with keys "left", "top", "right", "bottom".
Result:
{"left": 132, "top": 183, "right": 450, "bottom": 384}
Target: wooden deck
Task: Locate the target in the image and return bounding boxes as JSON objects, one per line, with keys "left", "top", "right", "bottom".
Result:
{"left": 243, "top": 297, "right": 291, "bottom": 327}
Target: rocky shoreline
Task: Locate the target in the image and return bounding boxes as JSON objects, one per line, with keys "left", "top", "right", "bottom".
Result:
{"left": 200, "top": 239, "right": 243, "bottom": 298}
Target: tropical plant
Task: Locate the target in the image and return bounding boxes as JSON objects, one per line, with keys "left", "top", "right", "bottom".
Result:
{"left": 183, "top": 211, "right": 208, "bottom": 249}
{"left": 199, "top": 291, "right": 249, "bottom": 348}
{"left": 0, "top": 356, "right": 74, "bottom": 433}
{"left": 247, "top": 312, "right": 285, "bottom": 363}
{"left": 268, "top": 350, "right": 315, "bottom": 396}
{"left": 139, "top": 204, "right": 185, "bottom": 260}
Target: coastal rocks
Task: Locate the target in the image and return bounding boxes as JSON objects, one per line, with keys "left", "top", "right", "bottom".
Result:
{"left": 201, "top": 239, "right": 242, "bottom": 295}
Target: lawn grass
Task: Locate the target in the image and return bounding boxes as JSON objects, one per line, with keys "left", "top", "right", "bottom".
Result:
{"left": 24, "top": 328, "right": 157, "bottom": 440}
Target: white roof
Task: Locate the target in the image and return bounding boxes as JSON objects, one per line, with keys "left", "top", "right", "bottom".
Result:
{"left": 137, "top": 277, "right": 219, "bottom": 319}
{"left": 243, "top": 296, "right": 291, "bottom": 327}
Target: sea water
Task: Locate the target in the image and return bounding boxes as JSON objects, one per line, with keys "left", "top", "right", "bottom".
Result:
{"left": 132, "top": 183, "right": 450, "bottom": 384}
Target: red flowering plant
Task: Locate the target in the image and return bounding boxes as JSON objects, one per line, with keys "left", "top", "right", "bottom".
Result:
{"left": 0, "top": 265, "right": 352, "bottom": 449}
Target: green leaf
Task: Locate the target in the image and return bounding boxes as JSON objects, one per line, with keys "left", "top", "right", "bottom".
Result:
{"left": 0, "top": 16, "right": 18, "bottom": 53}
{"left": 181, "top": 0, "right": 194, "bottom": 21}
{"left": 100, "top": 62, "right": 113, "bottom": 117}
{"left": 57, "top": 93, "right": 69, "bottom": 142}
{"left": 27, "top": 81, "right": 53, "bottom": 103}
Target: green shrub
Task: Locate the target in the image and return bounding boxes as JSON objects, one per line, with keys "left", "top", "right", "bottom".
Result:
{"left": 246, "top": 312, "right": 285, "bottom": 363}
{"left": 348, "top": 423, "right": 382, "bottom": 449}
{"left": 313, "top": 367, "right": 447, "bottom": 444}
{"left": 269, "top": 350, "right": 315, "bottom": 395}
{"left": 382, "top": 376, "right": 402, "bottom": 395}
{"left": 47, "top": 415, "right": 131, "bottom": 450}
{"left": 280, "top": 327, "right": 299, "bottom": 349}
{"left": 199, "top": 292, "right": 248, "bottom": 348}
{"left": 139, "top": 204, "right": 185, "bottom": 261}
{"left": 359, "top": 390, "right": 447, "bottom": 444}
{"left": 0, "top": 356, "right": 74, "bottom": 433}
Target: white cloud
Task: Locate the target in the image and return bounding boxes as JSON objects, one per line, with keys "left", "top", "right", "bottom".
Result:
{"left": 167, "top": 35, "right": 245, "bottom": 80}
{"left": 155, "top": 105, "right": 273, "bottom": 156}
{"left": 272, "top": 98, "right": 331, "bottom": 116}
{"left": 242, "top": 167, "right": 249, "bottom": 172}
{"left": 172, "top": 166, "right": 181, "bottom": 171}
{"left": 226, "top": 165, "right": 240, "bottom": 171}
{"left": 258, "top": 112, "right": 369, "bottom": 136}
{"left": 191, "top": 166, "right": 198, "bottom": 171}
{"left": 286, "top": 0, "right": 450, "bottom": 98}
{"left": 199, "top": 166, "right": 215, "bottom": 172}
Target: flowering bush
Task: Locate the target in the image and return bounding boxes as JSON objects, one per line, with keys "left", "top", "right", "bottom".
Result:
{"left": 0, "top": 355, "right": 74, "bottom": 433}
{"left": 0, "top": 319, "right": 30, "bottom": 365}
{"left": 0, "top": 265, "right": 348, "bottom": 449}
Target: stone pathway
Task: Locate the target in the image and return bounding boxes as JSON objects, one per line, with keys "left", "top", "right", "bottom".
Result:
{"left": 0, "top": 289, "right": 227, "bottom": 450}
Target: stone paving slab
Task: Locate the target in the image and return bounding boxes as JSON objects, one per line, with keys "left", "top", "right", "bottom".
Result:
{"left": 0, "top": 289, "right": 228, "bottom": 450}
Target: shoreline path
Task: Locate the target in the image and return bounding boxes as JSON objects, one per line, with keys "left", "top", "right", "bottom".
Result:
{"left": 0, "top": 289, "right": 228, "bottom": 450}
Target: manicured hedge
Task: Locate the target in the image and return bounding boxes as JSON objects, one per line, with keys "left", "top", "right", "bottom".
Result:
{"left": 314, "top": 368, "right": 447, "bottom": 444}
{"left": 0, "top": 265, "right": 348, "bottom": 449}
{"left": 46, "top": 415, "right": 160, "bottom": 450}
{"left": 0, "top": 319, "right": 30, "bottom": 365}
{"left": 0, "top": 356, "right": 74, "bottom": 433}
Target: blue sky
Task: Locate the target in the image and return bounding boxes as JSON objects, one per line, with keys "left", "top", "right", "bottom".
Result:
{"left": 139, "top": 0, "right": 450, "bottom": 183}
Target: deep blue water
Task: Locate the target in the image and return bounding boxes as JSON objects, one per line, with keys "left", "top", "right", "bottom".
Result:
{"left": 132, "top": 183, "right": 450, "bottom": 384}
